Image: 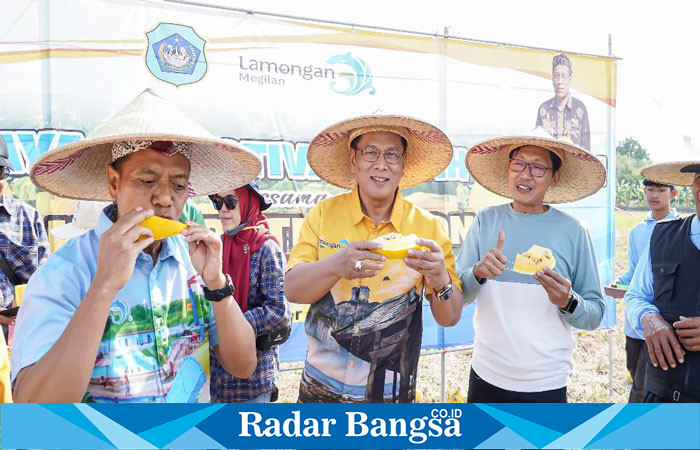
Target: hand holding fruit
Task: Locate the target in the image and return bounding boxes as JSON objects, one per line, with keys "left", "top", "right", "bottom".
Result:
{"left": 334, "top": 240, "right": 386, "bottom": 280}
{"left": 181, "top": 222, "right": 226, "bottom": 290}
{"left": 94, "top": 207, "right": 155, "bottom": 294}
{"left": 404, "top": 238, "right": 450, "bottom": 290}
{"left": 534, "top": 267, "right": 573, "bottom": 308}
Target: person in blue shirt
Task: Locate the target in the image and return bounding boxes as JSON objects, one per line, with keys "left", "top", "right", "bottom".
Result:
{"left": 11, "top": 90, "right": 262, "bottom": 402}
{"left": 616, "top": 178, "right": 678, "bottom": 402}
{"left": 625, "top": 160, "right": 700, "bottom": 403}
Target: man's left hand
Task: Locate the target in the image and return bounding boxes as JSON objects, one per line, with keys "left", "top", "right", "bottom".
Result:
{"left": 673, "top": 316, "right": 700, "bottom": 352}
{"left": 404, "top": 238, "right": 450, "bottom": 293}
{"left": 534, "top": 267, "right": 573, "bottom": 309}
{"left": 182, "top": 221, "right": 226, "bottom": 290}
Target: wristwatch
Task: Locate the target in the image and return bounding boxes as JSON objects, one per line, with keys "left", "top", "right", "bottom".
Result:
{"left": 433, "top": 274, "right": 454, "bottom": 303}
{"left": 559, "top": 289, "right": 578, "bottom": 314}
{"left": 203, "top": 274, "right": 234, "bottom": 302}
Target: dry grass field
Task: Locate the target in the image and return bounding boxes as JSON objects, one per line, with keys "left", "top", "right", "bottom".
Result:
{"left": 277, "top": 210, "right": 645, "bottom": 403}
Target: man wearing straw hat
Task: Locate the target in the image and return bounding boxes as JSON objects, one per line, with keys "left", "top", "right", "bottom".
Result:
{"left": 625, "top": 160, "right": 700, "bottom": 403}
{"left": 457, "top": 129, "right": 606, "bottom": 402}
{"left": 11, "top": 90, "right": 261, "bottom": 402}
{"left": 285, "top": 115, "right": 464, "bottom": 403}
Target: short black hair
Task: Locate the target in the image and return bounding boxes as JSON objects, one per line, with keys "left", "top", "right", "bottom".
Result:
{"left": 642, "top": 179, "right": 675, "bottom": 190}
{"left": 350, "top": 134, "right": 408, "bottom": 152}
{"left": 509, "top": 147, "right": 562, "bottom": 174}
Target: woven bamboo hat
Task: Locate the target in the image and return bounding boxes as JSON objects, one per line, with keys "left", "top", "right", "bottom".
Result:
{"left": 30, "top": 89, "right": 261, "bottom": 201}
{"left": 466, "top": 128, "right": 606, "bottom": 203}
{"left": 641, "top": 161, "right": 700, "bottom": 187}
{"left": 307, "top": 115, "right": 453, "bottom": 189}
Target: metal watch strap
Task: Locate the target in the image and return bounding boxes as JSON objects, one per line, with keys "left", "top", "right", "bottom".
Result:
{"left": 203, "top": 274, "right": 234, "bottom": 302}
{"left": 433, "top": 273, "right": 453, "bottom": 302}
{"left": 436, "top": 283, "right": 453, "bottom": 302}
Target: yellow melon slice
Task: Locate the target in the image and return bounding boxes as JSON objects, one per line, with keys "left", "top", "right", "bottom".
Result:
{"left": 513, "top": 245, "right": 556, "bottom": 275}
{"left": 371, "top": 233, "right": 426, "bottom": 259}
{"left": 139, "top": 216, "right": 187, "bottom": 241}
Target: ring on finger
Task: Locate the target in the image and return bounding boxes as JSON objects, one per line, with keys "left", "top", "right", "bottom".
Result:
{"left": 354, "top": 260, "right": 363, "bottom": 271}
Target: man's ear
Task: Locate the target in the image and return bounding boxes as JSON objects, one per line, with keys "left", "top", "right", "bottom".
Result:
{"left": 349, "top": 148, "right": 358, "bottom": 176}
{"left": 106, "top": 164, "right": 120, "bottom": 201}
{"left": 550, "top": 169, "right": 561, "bottom": 187}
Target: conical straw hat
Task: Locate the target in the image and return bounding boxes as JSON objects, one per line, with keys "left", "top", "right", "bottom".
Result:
{"left": 641, "top": 160, "right": 700, "bottom": 187}
{"left": 466, "top": 128, "right": 606, "bottom": 203}
{"left": 307, "top": 115, "right": 453, "bottom": 189}
{"left": 31, "top": 90, "right": 261, "bottom": 201}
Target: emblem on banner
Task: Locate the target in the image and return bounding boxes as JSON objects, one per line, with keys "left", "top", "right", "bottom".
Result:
{"left": 327, "top": 52, "right": 376, "bottom": 95}
{"left": 145, "top": 23, "right": 207, "bottom": 86}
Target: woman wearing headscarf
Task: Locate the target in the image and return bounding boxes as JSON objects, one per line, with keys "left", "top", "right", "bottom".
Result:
{"left": 209, "top": 180, "right": 290, "bottom": 403}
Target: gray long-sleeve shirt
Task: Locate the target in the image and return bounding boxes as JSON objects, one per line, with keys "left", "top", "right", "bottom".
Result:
{"left": 456, "top": 204, "right": 604, "bottom": 391}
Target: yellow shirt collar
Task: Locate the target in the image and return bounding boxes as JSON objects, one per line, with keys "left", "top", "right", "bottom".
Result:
{"left": 349, "top": 185, "right": 404, "bottom": 229}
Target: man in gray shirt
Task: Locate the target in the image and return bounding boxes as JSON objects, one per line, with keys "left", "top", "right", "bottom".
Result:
{"left": 457, "top": 130, "right": 606, "bottom": 402}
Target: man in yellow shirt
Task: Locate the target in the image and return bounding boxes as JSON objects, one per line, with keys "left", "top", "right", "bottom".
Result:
{"left": 285, "top": 115, "right": 463, "bottom": 403}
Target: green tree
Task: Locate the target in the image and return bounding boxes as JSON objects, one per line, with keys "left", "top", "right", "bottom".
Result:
{"left": 617, "top": 137, "right": 651, "bottom": 160}
{"left": 616, "top": 137, "right": 651, "bottom": 208}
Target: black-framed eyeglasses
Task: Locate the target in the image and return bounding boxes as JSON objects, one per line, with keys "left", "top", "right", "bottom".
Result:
{"left": 0, "top": 167, "right": 7, "bottom": 180}
{"left": 508, "top": 158, "right": 552, "bottom": 178}
{"left": 355, "top": 146, "right": 405, "bottom": 165}
{"left": 211, "top": 195, "right": 238, "bottom": 211}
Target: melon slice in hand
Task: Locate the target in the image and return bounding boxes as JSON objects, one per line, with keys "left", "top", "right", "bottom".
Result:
{"left": 139, "top": 216, "right": 187, "bottom": 241}
{"left": 513, "top": 245, "right": 556, "bottom": 275}
{"left": 371, "top": 233, "right": 426, "bottom": 259}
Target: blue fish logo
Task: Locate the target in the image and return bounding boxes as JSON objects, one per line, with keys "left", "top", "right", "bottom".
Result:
{"left": 327, "top": 52, "right": 376, "bottom": 96}
{"left": 145, "top": 23, "right": 207, "bottom": 86}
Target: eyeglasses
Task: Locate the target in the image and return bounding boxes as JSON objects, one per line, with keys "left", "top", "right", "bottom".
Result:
{"left": 211, "top": 195, "right": 238, "bottom": 211}
{"left": 0, "top": 167, "right": 7, "bottom": 181}
{"left": 355, "top": 146, "right": 405, "bottom": 165}
{"left": 508, "top": 158, "right": 552, "bottom": 178}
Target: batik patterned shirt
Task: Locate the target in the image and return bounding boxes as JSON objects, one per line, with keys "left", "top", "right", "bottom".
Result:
{"left": 536, "top": 95, "right": 591, "bottom": 150}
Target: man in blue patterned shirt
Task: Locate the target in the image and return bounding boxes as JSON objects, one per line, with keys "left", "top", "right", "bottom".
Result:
{"left": 11, "top": 90, "right": 262, "bottom": 403}
{"left": 0, "top": 136, "right": 49, "bottom": 334}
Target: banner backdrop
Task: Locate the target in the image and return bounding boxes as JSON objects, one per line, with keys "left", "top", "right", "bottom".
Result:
{"left": 0, "top": 0, "right": 618, "bottom": 363}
